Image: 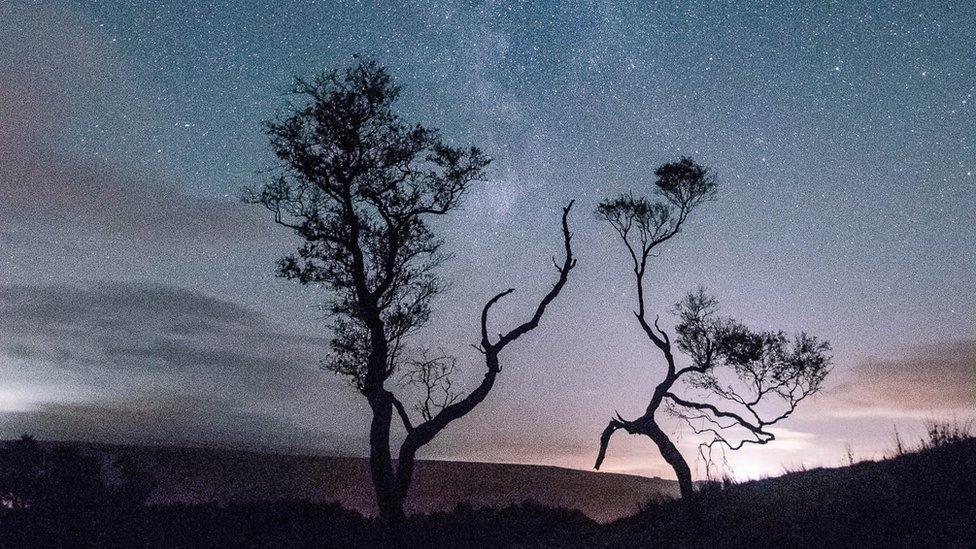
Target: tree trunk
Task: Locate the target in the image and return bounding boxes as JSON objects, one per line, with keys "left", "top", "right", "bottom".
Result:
{"left": 393, "top": 445, "right": 417, "bottom": 517}
{"left": 647, "top": 421, "right": 695, "bottom": 499}
{"left": 367, "top": 393, "right": 403, "bottom": 527}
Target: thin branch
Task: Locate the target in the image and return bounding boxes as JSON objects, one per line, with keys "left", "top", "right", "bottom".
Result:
{"left": 390, "top": 393, "right": 414, "bottom": 432}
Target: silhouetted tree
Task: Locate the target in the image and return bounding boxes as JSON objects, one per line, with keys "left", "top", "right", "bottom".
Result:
{"left": 592, "top": 158, "right": 831, "bottom": 499}
{"left": 0, "top": 435, "right": 151, "bottom": 511}
{"left": 245, "top": 57, "right": 576, "bottom": 525}
{"left": 0, "top": 435, "right": 42, "bottom": 510}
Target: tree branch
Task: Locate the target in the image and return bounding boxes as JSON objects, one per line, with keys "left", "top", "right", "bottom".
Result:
{"left": 595, "top": 414, "right": 640, "bottom": 470}
{"left": 390, "top": 393, "right": 414, "bottom": 432}
{"left": 481, "top": 288, "right": 515, "bottom": 352}
{"left": 404, "top": 201, "right": 576, "bottom": 453}
{"left": 664, "top": 392, "right": 764, "bottom": 434}
{"left": 491, "top": 201, "right": 577, "bottom": 351}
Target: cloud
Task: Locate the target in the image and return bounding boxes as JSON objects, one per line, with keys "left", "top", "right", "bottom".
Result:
{"left": 0, "top": 282, "right": 310, "bottom": 374}
{"left": 827, "top": 340, "right": 976, "bottom": 417}
{"left": 0, "top": 140, "right": 265, "bottom": 244}
{"left": 0, "top": 5, "right": 265, "bottom": 244}
{"left": 0, "top": 281, "right": 360, "bottom": 452}
{"left": 0, "top": 396, "right": 333, "bottom": 453}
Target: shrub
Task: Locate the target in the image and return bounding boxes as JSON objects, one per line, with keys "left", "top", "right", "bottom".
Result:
{"left": 923, "top": 420, "right": 972, "bottom": 449}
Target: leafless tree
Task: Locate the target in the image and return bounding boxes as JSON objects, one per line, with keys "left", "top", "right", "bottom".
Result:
{"left": 592, "top": 158, "right": 831, "bottom": 499}
{"left": 400, "top": 352, "right": 458, "bottom": 422}
{"left": 244, "top": 57, "right": 576, "bottom": 525}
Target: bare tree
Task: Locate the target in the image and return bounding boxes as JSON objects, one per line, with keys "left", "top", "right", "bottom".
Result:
{"left": 245, "top": 58, "right": 576, "bottom": 525}
{"left": 592, "top": 158, "right": 831, "bottom": 499}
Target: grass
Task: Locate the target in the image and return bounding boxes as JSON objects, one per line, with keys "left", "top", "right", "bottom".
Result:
{"left": 602, "top": 433, "right": 976, "bottom": 548}
{"left": 922, "top": 419, "right": 972, "bottom": 450}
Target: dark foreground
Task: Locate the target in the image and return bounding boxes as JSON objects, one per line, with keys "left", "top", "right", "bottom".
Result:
{"left": 1, "top": 437, "right": 974, "bottom": 548}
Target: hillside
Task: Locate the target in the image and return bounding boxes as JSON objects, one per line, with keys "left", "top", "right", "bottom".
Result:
{"left": 4, "top": 438, "right": 974, "bottom": 546}
{"left": 63, "top": 442, "right": 679, "bottom": 523}
{"left": 602, "top": 438, "right": 976, "bottom": 547}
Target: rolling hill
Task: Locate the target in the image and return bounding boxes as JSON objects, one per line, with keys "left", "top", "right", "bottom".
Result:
{"left": 63, "top": 442, "right": 678, "bottom": 523}
{"left": 3, "top": 437, "right": 975, "bottom": 546}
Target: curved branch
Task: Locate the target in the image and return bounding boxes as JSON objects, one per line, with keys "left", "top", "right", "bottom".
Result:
{"left": 480, "top": 289, "right": 515, "bottom": 351}
{"left": 492, "top": 201, "right": 577, "bottom": 352}
{"left": 664, "top": 392, "right": 764, "bottom": 434}
{"left": 595, "top": 414, "right": 639, "bottom": 470}
{"left": 653, "top": 315, "right": 671, "bottom": 348}
{"left": 402, "top": 200, "right": 577, "bottom": 456}
{"left": 595, "top": 419, "right": 623, "bottom": 470}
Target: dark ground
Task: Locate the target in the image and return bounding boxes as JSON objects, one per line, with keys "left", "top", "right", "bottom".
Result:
{"left": 1, "top": 436, "right": 974, "bottom": 548}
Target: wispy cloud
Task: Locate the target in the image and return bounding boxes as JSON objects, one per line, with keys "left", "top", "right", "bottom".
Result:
{"left": 826, "top": 340, "right": 976, "bottom": 418}
{"left": 0, "top": 282, "right": 360, "bottom": 453}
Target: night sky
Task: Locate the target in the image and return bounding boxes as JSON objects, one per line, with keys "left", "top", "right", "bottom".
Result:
{"left": 1, "top": 0, "right": 974, "bottom": 480}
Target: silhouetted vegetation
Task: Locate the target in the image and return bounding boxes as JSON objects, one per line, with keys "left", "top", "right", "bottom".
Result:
{"left": 923, "top": 419, "right": 972, "bottom": 449}
{"left": 591, "top": 159, "right": 831, "bottom": 499}
{"left": 602, "top": 430, "right": 976, "bottom": 548}
{"left": 0, "top": 436, "right": 152, "bottom": 547}
{"left": 243, "top": 57, "right": 575, "bottom": 527}
{"left": 2, "top": 433, "right": 973, "bottom": 547}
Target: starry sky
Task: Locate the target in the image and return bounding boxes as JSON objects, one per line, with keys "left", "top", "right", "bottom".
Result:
{"left": 1, "top": 0, "right": 974, "bottom": 480}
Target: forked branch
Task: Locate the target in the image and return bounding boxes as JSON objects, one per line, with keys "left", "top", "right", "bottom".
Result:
{"left": 481, "top": 200, "right": 577, "bottom": 354}
{"left": 401, "top": 201, "right": 577, "bottom": 453}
